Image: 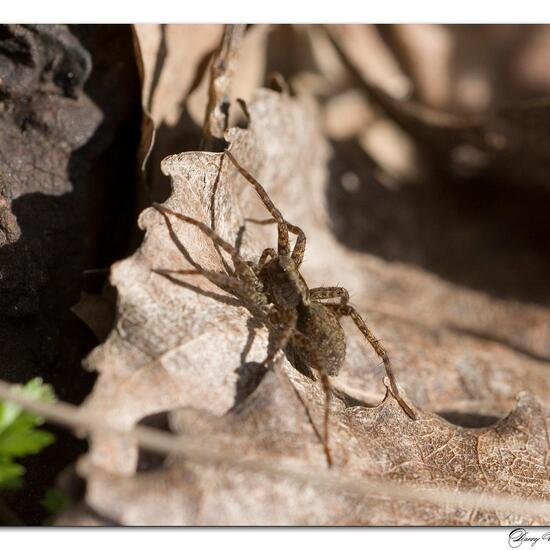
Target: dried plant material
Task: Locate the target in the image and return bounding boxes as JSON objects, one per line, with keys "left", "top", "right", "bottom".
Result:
{"left": 82, "top": 371, "right": 550, "bottom": 525}
{"left": 134, "top": 24, "right": 222, "bottom": 127}
{"left": 385, "top": 25, "right": 550, "bottom": 112}
{"left": 74, "top": 87, "right": 550, "bottom": 525}
{"left": 323, "top": 90, "right": 376, "bottom": 140}
{"left": 202, "top": 25, "right": 246, "bottom": 148}
{"left": 256, "top": 142, "right": 550, "bottom": 416}
{"left": 188, "top": 25, "right": 269, "bottom": 133}
{"left": 359, "top": 118, "right": 425, "bottom": 183}
{"left": 513, "top": 26, "right": 550, "bottom": 94}
{"left": 80, "top": 89, "right": 325, "bottom": 476}
{"left": 323, "top": 25, "right": 411, "bottom": 100}
{"left": 133, "top": 24, "right": 223, "bottom": 198}
{"left": 325, "top": 25, "right": 550, "bottom": 191}
{"left": 2, "top": 377, "right": 549, "bottom": 526}
{"left": 71, "top": 289, "right": 116, "bottom": 343}
{"left": 131, "top": 27, "right": 156, "bottom": 175}
{"left": 385, "top": 24, "right": 453, "bottom": 109}
{"left": 230, "top": 25, "right": 270, "bottom": 109}
{"left": 134, "top": 24, "right": 268, "bottom": 199}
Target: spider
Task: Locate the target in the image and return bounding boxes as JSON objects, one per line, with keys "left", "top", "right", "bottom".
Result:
{"left": 152, "top": 148, "right": 416, "bottom": 467}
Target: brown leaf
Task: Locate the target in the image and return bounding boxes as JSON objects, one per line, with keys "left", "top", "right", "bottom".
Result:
{"left": 325, "top": 25, "right": 550, "bottom": 192}
{"left": 133, "top": 24, "right": 222, "bottom": 200}
{"left": 77, "top": 88, "right": 550, "bottom": 525}
{"left": 133, "top": 24, "right": 270, "bottom": 200}
{"left": 81, "top": 370, "right": 550, "bottom": 525}
{"left": 80, "top": 88, "right": 324, "bottom": 474}
{"left": 202, "top": 24, "right": 246, "bottom": 148}
{"left": 134, "top": 24, "right": 222, "bottom": 127}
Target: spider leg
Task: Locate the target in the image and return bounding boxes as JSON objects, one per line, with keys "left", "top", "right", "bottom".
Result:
{"left": 290, "top": 331, "right": 333, "bottom": 468}
{"left": 319, "top": 369, "right": 332, "bottom": 467}
{"left": 261, "top": 308, "right": 297, "bottom": 367}
{"left": 327, "top": 304, "right": 416, "bottom": 420}
{"left": 310, "top": 287, "right": 349, "bottom": 307}
{"left": 153, "top": 203, "right": 270, "bottom": 314}
{"left": 258, "top": 248, "right": 277, "bottom": 270}
{"left": 225, "top": 150, "right": 291, "bottom": 257}
{"left": 245, "top": 217, "right": 307, "bottom": 267}
{"left": 287, "top": 221, "right": 306, "bottom": 267}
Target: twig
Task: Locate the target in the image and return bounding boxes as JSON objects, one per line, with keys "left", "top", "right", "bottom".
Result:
{"left": 322, "top": 25, "right": 479, "bottom": 129}
{"left": 0, "top": 378, "right": 549, "bottom": 521}
{"left": 202, "top": 24, "right": 246, "bottom": 150}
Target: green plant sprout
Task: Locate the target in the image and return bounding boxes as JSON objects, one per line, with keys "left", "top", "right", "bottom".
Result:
{"left": 0, "top": 378, "right": 57, "bottom": 524}
{"left": 0, "top": 377, "right": 56, "bottom": 488}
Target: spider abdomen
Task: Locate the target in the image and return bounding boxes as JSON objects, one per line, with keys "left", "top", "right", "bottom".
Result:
{"left": 293, "top": 301, "right": 346, "bottom": 376}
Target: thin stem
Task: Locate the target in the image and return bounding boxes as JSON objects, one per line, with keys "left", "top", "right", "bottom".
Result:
{"left": 0, "top": 378, "right": 547, "bottom": 520}
{"left": 202, "top": 24, "right": 246, "bottom": 150}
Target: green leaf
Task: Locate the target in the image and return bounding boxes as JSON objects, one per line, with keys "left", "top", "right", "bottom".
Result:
{"left": 0, "top": 426, "right": 55, "bottom": 457}
{"left": 0, "top": 458, "right": 25, "bottom": 489}
{"left": 19, "top": 377, "right": 56, "bottom": 404}
{"left": 0, "top": 401, "right": 21, "bottom": 434}
{"left": 0, "top": 378, "right": 55, "bottom": 435}
{"left": 41, "top": 488, "right": 68, "bottom": 516}
{"left": 0, "top": 378, "right": 56, "bottom": 490}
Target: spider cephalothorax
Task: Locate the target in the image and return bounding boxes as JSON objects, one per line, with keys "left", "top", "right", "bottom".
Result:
{"left": 152, "top": 148, "right": 416, "bottom": 467}
{"left": 259, "top": 255, "right": 309, "bottom": 309}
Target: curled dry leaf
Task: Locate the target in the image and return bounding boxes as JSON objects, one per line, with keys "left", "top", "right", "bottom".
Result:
{"left": 133, "top": 24, "right": 222, "bottom": 127}
{"left": 80, "top": 89, "right": 326, "bottom": 475}
{"left": 326, "top": 25, "right": 550, "bottom": 192}
{"left": 133, "top": 24, "right": 270, "bottom": 201}
{"left": 83, "top": 384, "right": 550, "bottom": 525}
{"left": 77, "top": 89, "right": 550, "bottom": 525}
{"left": 133, "top": 24, "right": 223, "bottom": 199}
{"left": 202, "top": 24, "right": 246, "bottom": 148}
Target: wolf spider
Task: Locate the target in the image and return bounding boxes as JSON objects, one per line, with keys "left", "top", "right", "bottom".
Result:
{"left": 152, "top": 149, "right": 416, "bottom": 467}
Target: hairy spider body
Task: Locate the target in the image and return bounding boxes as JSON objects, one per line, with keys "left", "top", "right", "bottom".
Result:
{"left": 259, "top": 255, "right": 308, "bottom": 309}
{"left": 152, "top": 148, "right": 416, "bottom": 468}
{"left": 294, "top": 302, "right": 346, "bottom": 377}
{"left": 257, "top": 252, "right": 346, "bottom": 376}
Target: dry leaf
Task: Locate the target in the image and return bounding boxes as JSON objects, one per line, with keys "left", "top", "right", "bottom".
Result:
{"left": 80, "top": 89, "right": 325, "bottom": 474}
{"left": 133, "top": 24, "right": 223, "bottom": 200}
{"left": 326, "top": 25, "right": 550, "bottom": 192}
{"left": 134, "top": 24, "right": 222, "bottom": 128}
{"left": 82, "top": 382, "right": 550, "bottom": 525}
{"left": 77, "top": 87, "right": 550, "bottom": 525}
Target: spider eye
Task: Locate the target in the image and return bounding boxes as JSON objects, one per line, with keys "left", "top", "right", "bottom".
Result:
{"left": 278, "top": 256, "right": 292, "bottom": 272}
